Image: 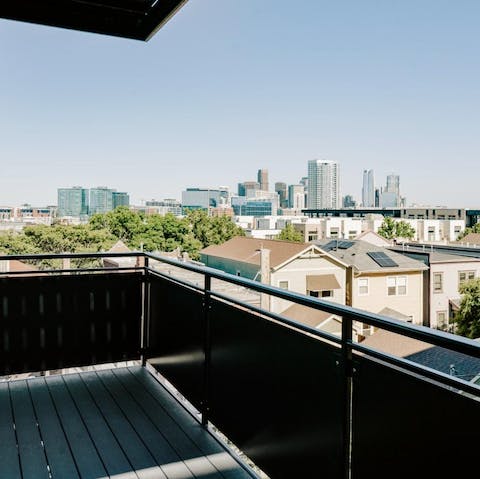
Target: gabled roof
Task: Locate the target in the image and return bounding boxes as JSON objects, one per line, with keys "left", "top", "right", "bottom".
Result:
{"left": 201, "top": 237, "right": 341, "bottom": 271}
{"left": 355, "top": 230, "right": 391, "bottom": 247}
{"left": 107, "top": 240, "right": 132, "bottom": 253}
{"left": 458, "top": 233, "right": 480, "bottom": 246}
{"left": 315, "top": 239, "right": 427, "bottom": 274}
{"left": 0, "top": 0, "right": 188, "bottom": 41}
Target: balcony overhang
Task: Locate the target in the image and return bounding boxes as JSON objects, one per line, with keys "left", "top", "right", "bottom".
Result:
{"left": 0, "top": 0, "right": 188, "bottom": 40}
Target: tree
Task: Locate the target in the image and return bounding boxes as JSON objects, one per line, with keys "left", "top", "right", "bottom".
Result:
{"left": 455, "top": 278, "right": 480, "bottom": 339}
{"left": 378, "top": 217, "right": 415, "bottom": 240}
{"left": 277, "top": 224, "right": 303, "bottom": 242}
{"left": 186, "top": 209, "right": 244, "bottom": 248}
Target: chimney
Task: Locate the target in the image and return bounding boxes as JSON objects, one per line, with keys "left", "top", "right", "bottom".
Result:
{"left": 260, "top": 248, "right": 271, "bottom": 311}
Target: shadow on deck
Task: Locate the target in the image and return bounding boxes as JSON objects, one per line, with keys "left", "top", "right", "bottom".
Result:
{"left": 0, "top": 366, "right": 254, "bottom": 479}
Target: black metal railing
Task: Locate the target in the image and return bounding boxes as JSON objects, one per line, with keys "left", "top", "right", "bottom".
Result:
{"left": 1, "top": 251, "right": 480, "bottom": 479}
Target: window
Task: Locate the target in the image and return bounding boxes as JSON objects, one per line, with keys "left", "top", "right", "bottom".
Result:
{"left": 458, "top": 271, "right": 475, "bottom": 289}
{"left": 358, "top": 278, "right": 369, "bottom": 295}
{"left": 437, "top": 311, "right": 448, "bottom": 330}
{"left": 278, "top": 280, "right": 289, "bottom": 290}
{"left": 308, "top": 290, "right": 333, "bottom": 298}
{"left": 329, "top": 228, "right": 339, "bottom": 238}
{"left": 387, "top": 276, "right": 407, "bottom": 296}
{"left": 433, "top": 272, "right": 443, "bottom": 293}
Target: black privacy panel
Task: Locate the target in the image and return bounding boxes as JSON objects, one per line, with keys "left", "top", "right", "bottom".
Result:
{"left": 352, "top": 355, "right": 480, "bottom": 479}
{"left": 0, "top": 273, "right": 142, "bottom": 375}
{"left": 209, "top": 298, "right": 344, "bottom": 479}
{"left": 147, "top": 274, "right": 204, "bottom": 411}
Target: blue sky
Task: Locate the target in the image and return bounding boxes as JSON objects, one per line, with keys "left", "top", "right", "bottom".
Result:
{"left": 1, "top": 1, "right": 480, "bottom": 207}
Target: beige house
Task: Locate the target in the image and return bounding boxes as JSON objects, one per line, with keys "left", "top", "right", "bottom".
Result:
{"left": 201, "top": 237, "right": 347, "bottom": 319}
{"left": 316, "top": 240, "right": 428, "bottom": 328}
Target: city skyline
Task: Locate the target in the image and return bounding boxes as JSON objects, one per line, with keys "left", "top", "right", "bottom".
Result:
{"left": 2, "top": 1, "right": 480, "bottom": 207}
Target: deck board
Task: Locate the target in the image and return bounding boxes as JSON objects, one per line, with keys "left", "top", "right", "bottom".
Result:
{"left": 0, "top": 383, "right": 21, "bottom": 479}
{"left": 63, "top": 373, "right": 139, "bottom": 479}
{"left": 28, "top": 377, "right": 80, "bottom": 479}
{"left": 81, "top": 370, "right": 167, "bottom": 479}
{"left": 98, "top": 369, "right": 198, "bottom": 479}
{"left": 113, "top": 367, "right": 223, "bottom": 479}
{"left": 46, "top": 375, "right": 108, "bottom": 479}
{"left": 132, "top": 367, "right": 255, "bottom": 479}
{"left": 0, "top": 366, "right": 257, "bottom": 479}
{"left": 9, "top": 380, "right": 49, "bottom": 479}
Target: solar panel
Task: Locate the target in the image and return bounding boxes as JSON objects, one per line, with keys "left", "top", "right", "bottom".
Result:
{"left": 337, "top": 241, "right": 354, "bottom": 249}
{"left": 322, "top": 240, "right": 354, "bottom": 251}
{"left": 322, "top": 240, "right": 338, "bottom": 251}
{"left": 367, "top": 251, "right": 399, "bottom": 267}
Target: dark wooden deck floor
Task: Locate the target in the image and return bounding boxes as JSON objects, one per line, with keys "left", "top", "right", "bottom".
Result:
{"left": 0, "top": 366, "right": 256, "bottom": 479}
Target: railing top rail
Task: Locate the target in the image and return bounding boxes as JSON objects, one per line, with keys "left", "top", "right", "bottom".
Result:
{"left": 1, "top": 251, "right": 479, "bottom": 359}
{"left": 144, "top": 252, "right": 480, "bottom": 358}
{"left": 0, "top": 251, "right": 142, "bottom": 261}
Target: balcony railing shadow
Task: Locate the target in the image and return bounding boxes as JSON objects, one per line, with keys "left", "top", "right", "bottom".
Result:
{"left": 1, "top": 251, "right": 480, "bottom": 479}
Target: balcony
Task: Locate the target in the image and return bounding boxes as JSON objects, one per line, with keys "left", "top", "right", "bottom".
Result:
{"left": 1, "top": 251, "right": 480, "bottom": 479}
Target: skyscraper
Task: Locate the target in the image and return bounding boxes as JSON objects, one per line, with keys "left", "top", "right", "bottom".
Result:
{"left": 307, "top": 159, "right": 340, "bottom": 209}
{"left": 386, "top": 174, "right": 400, "bottom": 197}
{"left": 288, "top": 184, "right": 305, "bottom": 210}
{"left": 362, "top": 169, "right": 375, "bottom": 207}
{"left": 275, "top": 182, "right": 288, "bottom": 208}
{"left": 112, "top": 191, "right": 130, "bottom": 208}
{"left": 89, "top": 187, "right": 115, "bottom": 215}
{"left": 57, "top": 187, "right": 89, "bottom": 217}
{"left": 383, "top": 173, "right": 400, "bottom": 207}
{"left": 257, "top": 169, "right": 269, "bottom": 192}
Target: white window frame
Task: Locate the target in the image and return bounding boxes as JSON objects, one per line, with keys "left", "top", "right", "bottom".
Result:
{"left": 278, "top": 280, "right": 289, "bottom": 290}
{"left": 358, "top": 278, "right": 369, "bottom": 296}
{"left": 458, "top": 270, "right": 475, "bottom": 289}
{"left": 437, "top": 311, "right": 448, "bottom": 330}
{"left": 433, "top": 272, "right": 443, "bottom": 293}
{"left": 387, "top": 276, "right": 407, "bottom": 296}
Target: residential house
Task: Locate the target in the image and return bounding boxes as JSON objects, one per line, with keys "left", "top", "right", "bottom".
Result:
{"left": 200, "top": 237, "right": 347, "bottom": 320}
{"left": 391, "top": 246, "right": 480, "bottom": 330}
{"left": 315, "top": 240, "right": 428, "bottom": 329}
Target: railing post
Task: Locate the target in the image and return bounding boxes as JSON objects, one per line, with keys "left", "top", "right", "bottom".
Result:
{"left": 202, "top": 273, "right": 212, "bottom": 427}
{"left": 141, "top": 256, "right": 150, "bottom": 367}
{"left": 342, "top": 314, "right": 353, "bottom": 479}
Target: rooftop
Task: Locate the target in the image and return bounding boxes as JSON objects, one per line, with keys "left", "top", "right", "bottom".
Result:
{"left": 315, "top": 239, "right": 428, "bottom": 273}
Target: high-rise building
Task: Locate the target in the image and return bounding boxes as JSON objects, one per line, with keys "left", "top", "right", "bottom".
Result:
{"left": 307, "top": 159, "right": 340, "bottom": 209}
{"left": 343, "top": 195, "right": 356, "bottom": 208}
{"left": 257, "top": 169, "right": 269, "bottom": 192}
{"left": 275, "top": 182, "right": 288, "bottom": 208}
{"left": 238, "top": 181, "right": 260, "bottom": 197}
{"left": 181, "top": 187, "right": 229, "bottom": 212}
{"left": 362, "top": 169, "right": 375, "bottom": 207}
{"left": 386, "top": 174, "right": 400, "bottom": 197}
{"left": 57, "top": 187, "right": 89, "bottom": 217}
{"left": 89, "top": 187, "right": 115, "bottom": 215}
{"left": 288, "top": 184, "right": 305, "bottom": 210}
{"left": 112, "top": 191, "right": 130, "bottom": 209}
{"left": 384, "top": 173, "right": 400, "bottom": 207}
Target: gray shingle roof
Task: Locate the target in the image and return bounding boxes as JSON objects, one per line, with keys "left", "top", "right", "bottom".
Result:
{"left": 315, "top": 240, "right": 427, "bottom": 273}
